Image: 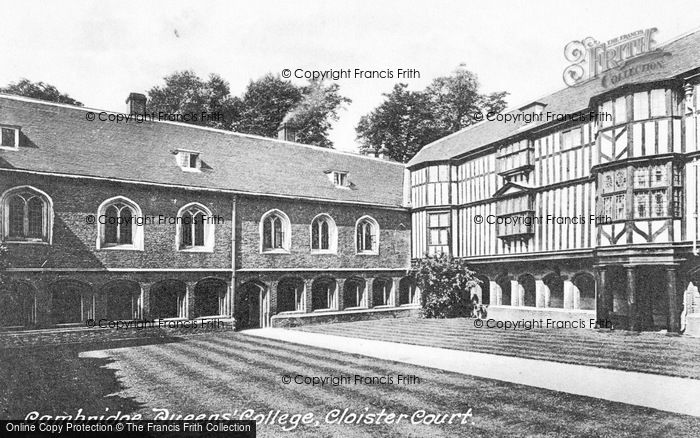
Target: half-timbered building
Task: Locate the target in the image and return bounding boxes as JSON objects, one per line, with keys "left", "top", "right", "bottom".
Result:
{"left": 407, "top": 29, "right": 700, "bottom": 334}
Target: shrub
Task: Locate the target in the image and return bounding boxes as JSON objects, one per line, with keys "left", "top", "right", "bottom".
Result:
{"left": 410, "top": 253, "right": 479, "bottom": 318}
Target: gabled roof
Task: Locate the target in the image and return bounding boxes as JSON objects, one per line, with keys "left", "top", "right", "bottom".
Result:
{"left": 408, "top": 28, "right": 700, "bottom": 167}
{"left": 0, "top": 95, "right": 406, "bottom": 208}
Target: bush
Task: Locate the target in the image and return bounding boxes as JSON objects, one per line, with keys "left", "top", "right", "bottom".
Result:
{"left": 410, "top": 253, "right": 479, "bottom": 318}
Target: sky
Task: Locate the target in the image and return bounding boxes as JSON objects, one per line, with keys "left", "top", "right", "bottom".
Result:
{"left": 1, "top": 0, "right": 699, "bottom": 153}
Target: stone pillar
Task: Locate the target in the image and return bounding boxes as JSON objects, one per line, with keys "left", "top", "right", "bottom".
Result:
{"left": 563, "top": 280, "right": 575, "bottom": 310}
{"left": 626, "top": 266, "right": 639, "bottom": 331}
{"left": 185, "top": 281, "right": 196, "bottom": 319}
{"left": 303, "top": 279, "right": 314, "bottom": 313}
{"left": 223, "top": 278, "right": 234, "bottom": 317}
{"left": 336, "top": 278, "right": 346, "bottom": 311}
{"left": 366, "top": 278, "right": 375, "bottom": 308}
{"left": 391, "top": 278, "right": 400, "bottom": 307}
{"left": 535, "top": 280, "right": 546, "bottom": 307}
{"left": 595, "top": 267, "right": 609, "bottom": 325}
{"left": 141, "top": 282, "right": 153, "bottom": 319}
{"left": 268, "top": 280, "right": 279, "bottom": 316}
{"left": 489, "top": 281, "right": 501, "bottom": 306}
{"left": 667, "top": 267, "right": 680, "bottom": 333}
{"left": 511, "top": 280, "right": 520, "bottom": 306}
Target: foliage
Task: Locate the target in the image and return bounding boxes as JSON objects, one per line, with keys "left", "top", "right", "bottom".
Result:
{"left": 146, "top": 70, "right": 242, "bottom": 130}
{"left": 410, "top": 253, "right": 480, "bottom": 318}
{"left": 356, "top": 84, "right": 444, "bottom": 162}
{"left": 284, "top": 80, "right": 352, "bottom": 148}
{"left": 147, "top": 72, "right": 350, "bottom": 148}
{"left": 0, "top": 79, "right": 83, "bottom": 106}
{"left": 356, "top": 65, "right": 509, "bottom": 162}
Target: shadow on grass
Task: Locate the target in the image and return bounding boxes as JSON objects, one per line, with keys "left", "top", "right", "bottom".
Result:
{"left": 0, "top": 336, "right": 185, "bottom": 419}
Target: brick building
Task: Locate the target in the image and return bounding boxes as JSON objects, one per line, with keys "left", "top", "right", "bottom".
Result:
{"left": 0, "top": 94, "right": 415, "bottom": 329}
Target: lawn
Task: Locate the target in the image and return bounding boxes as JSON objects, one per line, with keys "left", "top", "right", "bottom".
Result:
{"left": 2, "top": 330, "right": 699, "bottom": 437}
{"left": 295, "top": 317, "right": 700, "bottom": 379}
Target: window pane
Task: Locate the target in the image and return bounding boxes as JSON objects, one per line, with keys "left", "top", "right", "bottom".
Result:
{"left": 193, "top": 212, "right": 205, "bottom": 246}
{"left": 364, "top": 223, "right": 373, "bottom": 250}
{"left": 635, "top": 193, "right": 649, "bottom": 218}
{"left": 1, "top": 128, "right": 15, "bottom": 147}
{"left": 8, "top": 196, "right": 25, "bottom": 237}
{"left": 634, "top": 168, "right": 649, "bottom": 188}
{"left": 311, "top": 220, "right": 319, "bottom": 249}
{"left": 189, "top": 154, "right": 198, "bottom": 168}
{"left": 27, "top": 197, "right": 43, "bottom": 238}
{"left": 273, "top": 218, "right": 283, "bottom": 248}
{"left": 615, "top": 194, "right": 626, "bottom": 220}
{"left": 181, "top": 212, "right": 193, "bottom": 246}
{"left": 263, "top": 217, "right": 272, "bottom": 249}
{"left": 321, "top": 220, "right": 329, "bottom": 250}
{"left": 119, "top": 208, "right": 132, "bottom": 244}
{"left": 614, "top": 97, "right": 627, "bottom": 124}
{"left": 105, "top": 205, "right": 119, "bottom": 244}
{"left": 652, "top": 191, "right": 666, "bottom": 217}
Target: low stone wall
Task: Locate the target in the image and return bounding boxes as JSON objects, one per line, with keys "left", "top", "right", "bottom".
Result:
{"left": 271, "top": 306, "right": 421, "bottom": 328}
{"left": 487, "top": 306, "right": 598, "bottom": 327}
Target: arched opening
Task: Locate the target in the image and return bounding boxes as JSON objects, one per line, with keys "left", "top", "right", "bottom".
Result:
{"left": 193, "top": 278, "right": 227, "bottom": 318}
{"left": 312, "top": 278, "right": 337, "bottom": 311}
{"left": 372, "top": 278, "right": 392, "bottom": 307}
{"left": 544, "top": 273, "right": 564, "bottom": 308}
{"left": 519, "top": 274, "right": 536, "bottom": 307}
{"left": 310, "top": 214, "right": 337, "bottom": 253}
{"left": 260, "top": 209, "right": 291, "bottom": 252}
{"left": 0, "top": 282, "right": 36, "bottom": 327}
{"left": 398, "top": 277, "right": 416, "bottom": 306}
{"left": 638, "top": 267, "right": 668, "bottom": 330}
{"left": 496, "top": 275, "right": 511, "bottom": 306}
{"left": 344, "top": 277, "right": 366, "bottom": 308}
{"left": 573, "top": 273, "right": 596, "bottom": 311}
{"left": 277, "top": 277, "right": 305, "bottom": 313}
{"left": 101, "top": 280, "right": 141, "bottom": 320}
{"left": 476, "top": 275, "right": 490, "bottom": 306}
{"left": 237, "top": 281, "right": 268, "bottom": 329}
{"left": 150, "top": 280, "right": 186, "bottom": 319}
{"left": 49, "top": 280, "right": 92, "bottom": 324}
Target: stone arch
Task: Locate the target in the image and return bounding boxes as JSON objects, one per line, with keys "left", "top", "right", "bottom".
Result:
{"left": 0, "top": 281, "right": 37, "bottom": 327}
{"left": 237, "top": 280, "right": 268, "bottom": 329}
{"left": 496, "top": 274, "right": 511, "bottom": 306}
{"left": 398, "top": 277, "right": 416, "bottom": 306}
{"left": 519, "top": 274, "right": 537, "bottom": 307}
{"left": 100, "top": 280, "right": 141, "bottom": 320}
{"left": 277, "top": 277, "right": 305, "bottom": 313}
{"left": 150, "top": 279, "right": 187, "bottom": 319}
{"left": 49, "top": 279, "right": 93, "bottom": 324}
{"left": 312, "top": 277, "right": 337, "bottom": 311}
{"left": 544, "top": 273, "right": 564, "bottom": 308}
{"left": 344, "top": 277, "right": 367, "bottom": 308}
{"left": 372, "top": 277, "right": 393, "bottom": 307}
{"left": 193, "top": 278, "right": 227, "bottom": 318}
{"left": 474, "top": 275, "right": 490, "bottom": 306}
{"left": 573, "top": 272, "right": 596, "bottom": 311}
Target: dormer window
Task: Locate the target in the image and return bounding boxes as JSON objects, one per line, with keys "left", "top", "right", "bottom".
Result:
{"left": 0, "top": 126, "right": 19, "bottom": 149}
{"left": 326, "top": 170, "right": 349, "bottom": 188}
{"left": 174, "top": 149, "right": 201, "bottom": 171}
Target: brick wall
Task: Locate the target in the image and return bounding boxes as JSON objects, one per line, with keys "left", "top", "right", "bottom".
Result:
{"left": 235, "top": 196, "right": 411, "bottom": 270}
{"left": 0, "top": 173, "right": 232, "bottom": 270}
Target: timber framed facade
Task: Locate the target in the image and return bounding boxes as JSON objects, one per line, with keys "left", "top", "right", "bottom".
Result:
{"left": 407, "top": 29, "right": 700, "bottom": 335}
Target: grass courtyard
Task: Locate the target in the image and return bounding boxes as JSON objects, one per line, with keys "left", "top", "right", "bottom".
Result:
{"left": 1, "top": 326, "right": 699, "bottom": 437}
{"left": 296, "top": 317, "right": 700, "bottom": 379}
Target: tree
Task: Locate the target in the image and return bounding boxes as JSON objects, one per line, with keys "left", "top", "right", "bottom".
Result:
{"left": 410, "top": 253, "right": 480, "bottom": 319}
{"left": 0, "top": 79, "right": 83, "bottom": 106}
{"left": 283, "top": 80, "right": 352, "bottom": 148}
{"left": 232, "top": 74, "right": 303, "bottom": 138}
{"left": 356, "top": 65, "right": 509, "bottom": 162}
{"left": 356, "top": 84, "right": 444, "bottom": 162}
{"left": 146, "top": 70, "right": 241, "bottom": 130}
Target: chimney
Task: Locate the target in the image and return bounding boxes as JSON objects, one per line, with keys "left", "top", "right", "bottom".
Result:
{"left": 277, "top": 121, "right": 298, "bottom": 142}
{"left": 126, "top": 92, "right": 147, "bottom": 115}
{"left": 378, "top": 146, "right": 392, "bottom": 161}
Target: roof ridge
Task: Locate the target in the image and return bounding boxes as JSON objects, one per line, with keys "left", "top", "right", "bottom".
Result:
{"left": 0, "top": 93, "right": 406, "bottom": 167}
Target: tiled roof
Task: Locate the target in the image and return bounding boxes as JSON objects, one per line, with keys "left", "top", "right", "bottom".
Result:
{"left": 0, "top": 95, "right": 406, "bottom": 208}
{"left": 409, "top": 29, "right": 700, "bottom": 167}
